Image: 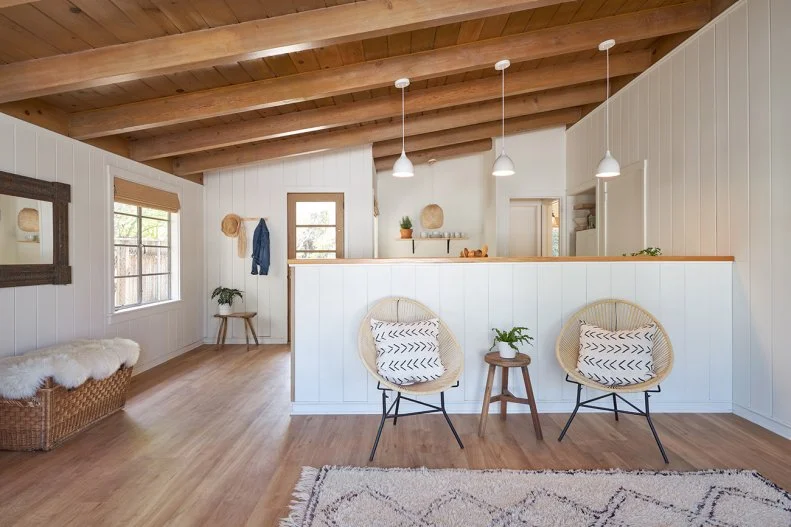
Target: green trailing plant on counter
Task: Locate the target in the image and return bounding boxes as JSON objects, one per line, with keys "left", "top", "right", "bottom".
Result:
{"left": 399, "top": 216, "right": 413, "bottom": 229}
{"left": 623, "top": 247, "right": 662, "bottom": 257}
{"left": 211, "top": 287, "right": 243, "bottom": 306}
{"left": 490, "top": 327, "right": 534, "bottom": 352}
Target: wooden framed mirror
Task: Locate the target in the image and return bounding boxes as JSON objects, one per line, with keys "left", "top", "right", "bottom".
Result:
{"left": 0, "top": 170, "right": 71, "bottom": 287}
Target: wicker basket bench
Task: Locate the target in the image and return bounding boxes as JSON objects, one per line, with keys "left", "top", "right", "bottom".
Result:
{"left": 0, "top": 339, "right": 138, "bottom": 451}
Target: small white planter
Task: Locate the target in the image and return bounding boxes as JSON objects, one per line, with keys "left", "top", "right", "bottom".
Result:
{"left": 218, "top": 304, "right": 233, "bottom": 316}
{"left": 497, "top": 341, "right": 517, "bottom": 359}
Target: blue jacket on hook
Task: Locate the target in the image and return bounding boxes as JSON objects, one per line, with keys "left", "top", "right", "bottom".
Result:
{"left": 251, "top": 219, "right": 270, "bottom": 276}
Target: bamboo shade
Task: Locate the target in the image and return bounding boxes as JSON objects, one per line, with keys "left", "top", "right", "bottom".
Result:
{"left": 114, "top": 178, "right": 180, "bottom": 213}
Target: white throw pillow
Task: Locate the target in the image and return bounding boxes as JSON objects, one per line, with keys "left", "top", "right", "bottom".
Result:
{"left": 371, "top": 318, "right": 445, "bottom": 386}
{"left": 576, "top": 322, "right": 657, "bottom": 387}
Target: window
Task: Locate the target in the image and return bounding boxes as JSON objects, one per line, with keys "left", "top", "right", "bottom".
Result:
{"left": 113, "top": 203, "right": 172, "bottom": 310}
{"left": 287, "top": 193, "right": 344, "bottom": 259}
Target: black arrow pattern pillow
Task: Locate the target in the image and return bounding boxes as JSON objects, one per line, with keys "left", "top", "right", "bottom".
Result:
{"left": 371, "top": 318, "right": 445, "bottom": 386}
{"left": 576, "top": 322, "right": 657, "bottom": 387}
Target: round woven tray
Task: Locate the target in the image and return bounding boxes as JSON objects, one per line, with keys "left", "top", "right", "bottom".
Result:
{"left": 420, "top": 204, "right": 443, "bottom": 229}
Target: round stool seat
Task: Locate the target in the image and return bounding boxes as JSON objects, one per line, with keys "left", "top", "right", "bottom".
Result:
{"left": 484, "top": 351, "right": 531, "bottom": 368}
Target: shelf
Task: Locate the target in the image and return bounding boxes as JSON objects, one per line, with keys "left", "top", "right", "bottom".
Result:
{"left": 395, "top": 237, "right": 470, "bottom": 255}
{"left": 17, "top": 240, "right": 40, "bottom": 244}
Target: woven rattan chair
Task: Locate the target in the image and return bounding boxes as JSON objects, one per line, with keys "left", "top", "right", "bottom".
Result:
{"left": 555, "top": 299, "right": 674, "bottom": 463}
{"left": 358, "top": 297, "right": 464, "bottom": 461}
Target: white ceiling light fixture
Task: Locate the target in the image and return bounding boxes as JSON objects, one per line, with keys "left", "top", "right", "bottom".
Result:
{"left": 492, "top": 59, "right": 515, "bottom": 176}
{"left": 596, "top": 39, "right": 620, "bottom": 178}
{"left": 392, "top": 78, "right": 414, "bottom": 178}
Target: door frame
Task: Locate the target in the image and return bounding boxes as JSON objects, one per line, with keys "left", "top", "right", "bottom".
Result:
{"left": 507, "top": 197, "right": 562, "bottom": 257}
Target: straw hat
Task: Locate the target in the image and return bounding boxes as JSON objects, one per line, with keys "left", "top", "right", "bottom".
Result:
{"left": 221, "top": 213, "right": 247, "bottom": 258}
{"left": 17, "top": 208, "right": 39, "bottom": 233}
{"left": 420, "top": 204, "right": 443, "bottom": 229}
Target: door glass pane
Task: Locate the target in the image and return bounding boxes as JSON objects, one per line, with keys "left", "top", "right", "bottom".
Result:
{"left": 114, "top": 213, "right": 138, "bottom": 243}
{"left": 296, "top": 201, "right": 335, "bottom": 225}
{"left": 295, "top": 251, "right": 336, "bottom": 259}
{"left": 296, "top": 226, "right": 336, "bottom": 251}
{"left": 141, "top": 217, "right": 169, "bottom": 246}
{"left": 142, "top": 274, "right": 170, "bottom": 304}
{"left": 114, "top": 202, "right": 137, "bottom": 214}
{"left": 114, "top": 277, "right": 139, "bottom": 308}
{"left": 114, "top": 246, "right": 139, "bottom": 277}
{"left": 142, "top": 246, "right": 169, "bottom": 274}
{"left": 141, "top": 207, "right": 168, "bottom": 220}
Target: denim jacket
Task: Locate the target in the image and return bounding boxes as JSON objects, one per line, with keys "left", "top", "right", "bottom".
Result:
{"left": 251, "top": 219, "right": 270, "bottom": 276}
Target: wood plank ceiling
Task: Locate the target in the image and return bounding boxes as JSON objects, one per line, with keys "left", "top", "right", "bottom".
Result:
{"left": 0, "top": 0, "right": 731, "bottom": 183}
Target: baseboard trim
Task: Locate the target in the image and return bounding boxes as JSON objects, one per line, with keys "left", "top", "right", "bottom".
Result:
{"left": 291, "top": 400, "right": 733, "bottom": 416}
{"left": 201, "top": 337, "right": 288, "bottom": 346}
{"left": 133, "top": 341, "right": 203, "bottom": 375}
{"left": 733, "top": 404, "right": 791, "bottom": 439}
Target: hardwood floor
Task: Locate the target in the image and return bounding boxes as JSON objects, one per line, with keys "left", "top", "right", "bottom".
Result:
{"left": 1, "top": 344, "right": 789, "bottom": 526}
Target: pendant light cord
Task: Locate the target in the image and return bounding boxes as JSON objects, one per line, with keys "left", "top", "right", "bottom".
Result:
{"left": 606, "top": 47, "right": 610, "bottom": 151}
{"left": 401, "top": 86, "right": 405, "bottom": 154}
{"left": 501, "top": 66, "right": 506, "bottom": 154}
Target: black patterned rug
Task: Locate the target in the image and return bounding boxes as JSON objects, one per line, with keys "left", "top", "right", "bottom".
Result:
{"left": 282, "top": 466, "right": 791, "bottom": 526}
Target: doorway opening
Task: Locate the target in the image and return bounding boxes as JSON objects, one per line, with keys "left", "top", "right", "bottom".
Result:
{"left": 508, "top": 198, "right": 560, "bottom": 257}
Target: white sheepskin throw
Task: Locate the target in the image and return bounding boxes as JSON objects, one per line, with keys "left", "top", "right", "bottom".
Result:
{"left": 0, "top": 338, "right": 139, "bottom": 400}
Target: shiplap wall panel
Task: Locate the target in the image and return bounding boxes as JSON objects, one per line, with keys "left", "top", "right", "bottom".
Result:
{"left": 0, "top": 113, "right": 204, "bottom": 372}
{"left": 291, "top": 261, "right": 733, "bottom": 414}
{"left": 203, "top": 146, "right": 373, "bottom": 345}
{"left": 565, "top": 0, "right": 791, "bottom": 435}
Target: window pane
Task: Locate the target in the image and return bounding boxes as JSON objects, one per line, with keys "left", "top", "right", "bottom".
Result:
{"left": 295, "top": 251, "right": 336, "bottom": 259}
{"left": 114, "top": 246, "right": 139, "bottom": 277}
{"left": 142, "top": 246, "right": 169, "bottom": 274}
{"left": 141, "top": 217, "right": 169, "bottom": 246}
{"left": 296, "top": 202, "right": 335, "bottom": 225}
{"left": 142, "top": 207, "right": 169, "bottom": 220}
{"left": 115, "top": 277, "right": 139, "bottom": 308}
{"left": 114, "top": 213, "right": 138, "bottom": 243}
{"left": 114, "top": 202, "right": 137, "bottom": 214}
{"left": 296, "top": 226, "right": 336, "bottom": 251}
{"left": 142, "top": 274, "right": 170, "bottom": 304}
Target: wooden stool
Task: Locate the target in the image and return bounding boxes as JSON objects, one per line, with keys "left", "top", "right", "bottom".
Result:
{"left": 214, "top": 312, "right": 259, "bottom": 351}
{"left": 478, "top": 351, "right": 543, "bottom": 440}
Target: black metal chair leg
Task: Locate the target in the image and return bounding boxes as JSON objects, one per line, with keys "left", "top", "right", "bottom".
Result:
{"left": 612, "top": 393, "right": 619, "bottom": 421}
{"left": 440, "top": 392, "right": 464, "bottom": 449}
{"left": 393, "top": 393, "right": 401, "bottom": 426}
{"left": 558, "top": 384, "right": 582, "bottom": 442}
{"left": 369, "top": 390, "right": 388, "bottom": 461}
{"left": 644, "top": 392, "right": 669, "bottom": 464}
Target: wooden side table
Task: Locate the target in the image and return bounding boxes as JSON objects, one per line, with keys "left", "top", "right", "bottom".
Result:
{"left": 478, "top": 351, "right": 543, "bottom": 440}
{"left": 214, "top": 312, "right": 259, "bottom": 350}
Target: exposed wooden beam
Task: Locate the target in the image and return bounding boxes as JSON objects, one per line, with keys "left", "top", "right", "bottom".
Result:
{"left": 0, "top": 1, "right": 38, "bottom": 7}
{"left": 130, "top": 51, "right": 649, "bottom": 161}
{"left": 70, "top": 2, "right": 710, "bottom": 139}
{"left": 173, "top": 82, "right": 607, "bottom": 175}
{"left": 374, "top": 140, "right": 494, "bottom": 172}
{"left": 372, "top": 108, "right": 581, "bottom": 158}
{"left": 0, "top": 0, "right": 571, "bottom": 104}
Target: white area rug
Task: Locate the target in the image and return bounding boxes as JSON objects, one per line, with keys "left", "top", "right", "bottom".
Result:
{"left": 283, "top": 466, "right": 791, "bottom": 527}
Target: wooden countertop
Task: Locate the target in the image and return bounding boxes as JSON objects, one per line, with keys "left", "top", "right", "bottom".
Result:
{"left": 288, "top": 256, "right": 735, "bottom": 265}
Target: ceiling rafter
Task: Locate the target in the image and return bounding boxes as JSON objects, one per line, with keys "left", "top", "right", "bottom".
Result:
{"left": 373, "top": 139, "right": 495, "bottom": 171}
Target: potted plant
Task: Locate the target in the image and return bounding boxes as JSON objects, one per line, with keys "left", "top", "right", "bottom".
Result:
{"left": 490, "top": 327, "right": 533, "bottom": 359}
{"left": 399, "top": 216, "right": 413, "bottom": 239}
{"left": 211, "top": 287, "right": 243, "bottom": 316}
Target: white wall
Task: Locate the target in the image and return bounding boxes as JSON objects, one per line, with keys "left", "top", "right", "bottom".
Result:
{"left": 377, "top": 152, "right": 491, "bottom": 258}
{"left": 494, "top": 126, "right": 567, "bottom": 256}
{"left": 291, "top": 261, "right": 733, "bottom": 415}
{"left": 0, "top": 113, "right": 205, "bottom": 374}
{"left": 203, "top": 146, "right": 374, "bottom": 344}
{"left": 565, "top": 0, "right": 791, "bottom": 437}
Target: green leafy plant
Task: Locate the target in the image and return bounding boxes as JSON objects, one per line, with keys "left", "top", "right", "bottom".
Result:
{"left": 623, "top": 247, "right": 662, "bottom": 257}
{"left": 399, "top": 216, "right": 413, "bottom": 229}
{"left": 211, "top": 287, "right": 243, "bottom": 306}
{"left": 490, "top": 327, "right": 534, "bottom": 352}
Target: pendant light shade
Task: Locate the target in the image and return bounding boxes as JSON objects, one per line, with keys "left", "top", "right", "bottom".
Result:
{"left": 392, "top": 77, "right": 414, "bottom": 178}
{"left": 596, "top": 39, "right": 620, "bottom": 178}
{"left": 492, "top": 153, "right": 515, "bottom": 177}
{"left": 492, "top": 59, "right": 515, "bottom": 176}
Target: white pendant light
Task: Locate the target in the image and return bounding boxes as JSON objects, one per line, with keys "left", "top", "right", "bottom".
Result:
{"left": 392, "top": 78, "right": 414, "bottom": 178}
{"left": 492, "top": 59, "right": 515, "bottom": 176}
{"left": 596, "top": 39, "right": 620, "bottom": 178}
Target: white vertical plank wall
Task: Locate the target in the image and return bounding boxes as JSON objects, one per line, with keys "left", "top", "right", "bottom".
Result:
{"left": 0, "top": 113, "right": 205, "bottom": 374}
{"left": 291, "top": 261, "right": 733, "bottom": 415}
{"left": 203, "top": 146, "right": 374, "bottom": 345}
{"left": 565, "top": 0, "right": 791, "bottom": 437}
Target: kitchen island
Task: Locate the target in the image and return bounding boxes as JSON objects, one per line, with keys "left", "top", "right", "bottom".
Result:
{"left": 288, "top": 256, "right": 734, "bottom": 416}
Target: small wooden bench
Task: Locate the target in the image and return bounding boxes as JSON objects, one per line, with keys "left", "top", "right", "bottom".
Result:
{"left": 214, "top": 312, "right": 259, "bottom": 350}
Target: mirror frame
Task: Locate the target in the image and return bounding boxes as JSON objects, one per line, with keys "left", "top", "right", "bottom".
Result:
{"left": 0, "top": 170, "right": 71, "bottom": 288}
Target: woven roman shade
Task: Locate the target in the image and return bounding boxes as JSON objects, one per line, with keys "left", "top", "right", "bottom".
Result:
{"left": 114, "top": 178, "right": 180, "bottom": 213}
